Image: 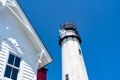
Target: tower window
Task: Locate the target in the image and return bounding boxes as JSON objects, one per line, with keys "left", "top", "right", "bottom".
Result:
{"left": 79, "top": 49, "right": 81, "bottom": 55}
{"left": 65, "top": 74, "right": 69, "bottom": 80}
{"left": 4, "top": 53, "right": 21, "bottom": 80}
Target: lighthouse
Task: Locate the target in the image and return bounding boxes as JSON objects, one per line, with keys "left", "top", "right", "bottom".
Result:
{"left": 59, "top": 22, "right": 89, "bottom": 80}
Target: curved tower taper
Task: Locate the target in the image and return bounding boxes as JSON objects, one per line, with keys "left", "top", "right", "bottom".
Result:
{"left": 59, "top": 22, "right": 88, "bottom": 80}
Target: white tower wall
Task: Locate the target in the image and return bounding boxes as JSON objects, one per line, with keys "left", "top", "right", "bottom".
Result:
{"left": 59, "top": 22, "right": 88, "bottom": 80}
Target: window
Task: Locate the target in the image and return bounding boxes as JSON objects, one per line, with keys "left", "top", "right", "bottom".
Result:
{"left": 4, "top": 53, "right": 21, "bottom": 80}
{"left": 65, "top": 74, "right": 69, "bottom": 80}
{"left": 79, "top": 49, "right": 81, "bottom": 55}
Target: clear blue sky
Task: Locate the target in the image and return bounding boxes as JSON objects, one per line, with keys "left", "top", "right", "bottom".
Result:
{"left": 18, "top": 0, "right": 119, "bottom": 80}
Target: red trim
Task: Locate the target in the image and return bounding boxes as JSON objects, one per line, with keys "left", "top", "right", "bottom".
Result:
{"left": 37, "top": 68, "right": 48, "bottom": 80}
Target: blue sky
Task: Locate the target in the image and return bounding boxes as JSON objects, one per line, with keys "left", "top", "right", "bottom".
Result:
{"left": 18, "top": 0, "right": 119, "bottom": 80}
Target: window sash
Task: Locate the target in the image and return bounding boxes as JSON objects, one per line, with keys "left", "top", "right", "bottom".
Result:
{"left": 4, "top": 53, "right": 21, "bottom": 80}
{"left": 8, "top": 53, "right": 21, "bottom": 68}
{"left": 4, "top": 65, "right": 19, "bottom": 79}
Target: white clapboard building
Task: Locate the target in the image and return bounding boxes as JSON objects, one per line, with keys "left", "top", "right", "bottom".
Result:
{"left": 0, "top": 0, "right": 53, "bottom": 80}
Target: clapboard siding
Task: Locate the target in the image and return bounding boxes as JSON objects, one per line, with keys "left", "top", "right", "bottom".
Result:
{"left": 0, "top": 37, "right": 38, "bottom": 80}
{"left": 0, "top": 39, "right": 38, "bottom": 80}
{"left": 0, "top": 50, "right": 7, "bottom": 78}
{"left": 0, "top": 40, "right": 10, "bottom": 79}
{"left": 21, "top": 53, "right": 37, "bottom": 80}
{"left": 22, "top": 62, "right": 36, "bottom": 80}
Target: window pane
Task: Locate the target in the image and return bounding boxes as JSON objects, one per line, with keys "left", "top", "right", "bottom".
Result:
{"left": 65, "top": 74, "right": 69, "bottom": 80}
{"left": 14, "top": 57, "right": 21, "bottom": 67}
{"left": 79, "top": 49, "right": 81, "bottom": 55}
{"left": 11, "top": 68, "right": 18, "bottom": 80}
{"left": 4, "top": 66, "right": 12, "bottom": 78}
{"left": 8, "top": 54, "right": 15, "bottom": 65}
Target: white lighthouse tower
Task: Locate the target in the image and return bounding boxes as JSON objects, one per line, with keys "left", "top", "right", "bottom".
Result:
{"left": 59, "top": 22, "right": 89, "bottom": 80}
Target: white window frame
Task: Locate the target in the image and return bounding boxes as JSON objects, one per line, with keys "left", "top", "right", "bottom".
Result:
{"left": 4, "top": 52, "right": 21, "bottom": 80}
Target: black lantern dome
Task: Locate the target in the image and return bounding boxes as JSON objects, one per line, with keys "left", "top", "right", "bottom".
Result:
{"left": 60, "top": 22, "right": 76, "bottom": 30}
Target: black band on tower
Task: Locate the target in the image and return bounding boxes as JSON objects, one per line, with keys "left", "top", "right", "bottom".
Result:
{"left": 59, "top": 35, "right": 82, "bottom": 46}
